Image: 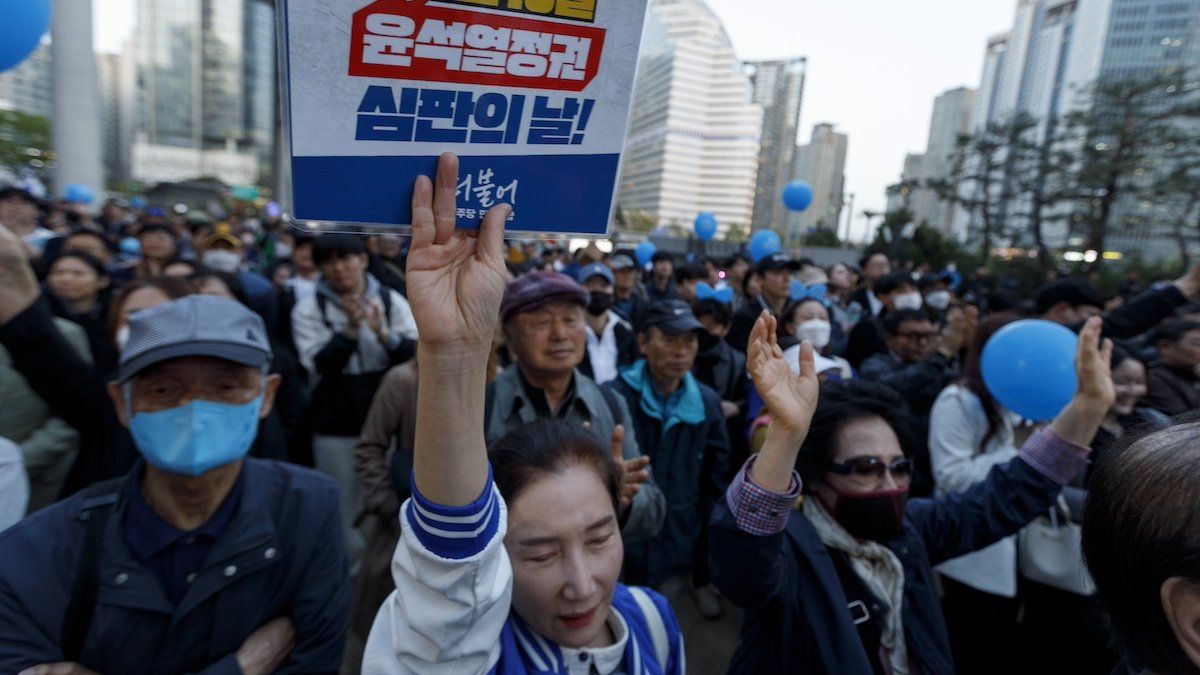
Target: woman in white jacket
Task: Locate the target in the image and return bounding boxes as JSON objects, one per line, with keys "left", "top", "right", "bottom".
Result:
{"left": 927, "top": 313, "right": 1022, "bottom": 675}
{"left": 363, "top": 153, "right": 684, "bottom": 675}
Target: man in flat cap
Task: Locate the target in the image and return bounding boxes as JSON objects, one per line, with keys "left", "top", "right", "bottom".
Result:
{"left": 486, "top": 270, "right": 665, "bottom": 544}
{"left": 0, "top": 267, "right": 349, "bottom": 674}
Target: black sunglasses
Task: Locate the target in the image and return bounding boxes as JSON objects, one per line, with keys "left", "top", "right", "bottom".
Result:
{"left": 827, "top": 456, "right": 913, "bottom": 480}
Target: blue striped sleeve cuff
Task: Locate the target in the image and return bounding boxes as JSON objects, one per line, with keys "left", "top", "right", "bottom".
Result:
{"left": 405, "top": 467, "right": 502, "bottom": 560}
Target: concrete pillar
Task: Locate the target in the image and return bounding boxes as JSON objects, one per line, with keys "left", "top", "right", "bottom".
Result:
{"left": 51, "top": 0, "right": 105, "bottom": 200}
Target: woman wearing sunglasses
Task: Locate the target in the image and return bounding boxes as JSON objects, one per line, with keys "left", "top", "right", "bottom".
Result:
{"left": 710, "top": 313, "right": 1115, "bottom": 675}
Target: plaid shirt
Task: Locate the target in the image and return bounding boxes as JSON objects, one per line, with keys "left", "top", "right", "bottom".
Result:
{"left": 725, "top": 456, "right": 802, "bottom": 536}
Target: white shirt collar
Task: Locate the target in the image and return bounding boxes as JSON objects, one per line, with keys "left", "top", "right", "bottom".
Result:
{"left": 559, "top": 607, "right": 629, "bottom": 675}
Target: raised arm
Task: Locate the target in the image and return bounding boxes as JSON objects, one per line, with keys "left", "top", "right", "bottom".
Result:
{"left": 362, "top": 154, "right": 514, "bottom": 674}
{"left": 406, "top": 154, "right": 510, "bottom": 506}
{"left": 709, "top": 313, "right": 819, "bottom": 609}
{"left": 911, "top": 316, "right": 1114, "bottom": 563}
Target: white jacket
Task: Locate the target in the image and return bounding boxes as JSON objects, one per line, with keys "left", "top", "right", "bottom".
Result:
{"left": 363, "top": 478, "right": 685, "bottom": 674}
{"left": 928, "top": 384, "right": 1020, "bottom": 597}
{"left": 291, "top": 274, "right": 418, "bottom": 376}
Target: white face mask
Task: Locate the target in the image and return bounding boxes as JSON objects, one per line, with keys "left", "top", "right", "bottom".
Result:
{"left": 115, "top": 325, "right": 131, "bottom": 350}
{"left": 925, "top": 290, "right": 952, "bottom": 311}
{"left": 893, "top": 292, "right": 924, "bottom": 311}
{"left": 793, "top": 319, "right": 832, "bottom": 350}
{"left": 274, "top": 243, "right": 294, "bottom": 260}
{"left": 202, "top": 249, "right": 242, "bottom": 274}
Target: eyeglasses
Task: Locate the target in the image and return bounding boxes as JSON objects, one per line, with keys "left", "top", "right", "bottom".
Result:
{"left": 827, "top": 456, "right": 913, "bottom": 480}
{"left": 896, "top": 332, "right": 939, "bottom": 343}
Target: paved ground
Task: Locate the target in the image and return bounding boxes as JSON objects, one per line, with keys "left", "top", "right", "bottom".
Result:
{"left": 659, "top": 584, "right": 743, "bottom": 675}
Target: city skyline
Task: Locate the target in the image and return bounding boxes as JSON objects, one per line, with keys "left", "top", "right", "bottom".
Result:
{"left": 95, "top": 0, "right": 1016, "bottom": 243}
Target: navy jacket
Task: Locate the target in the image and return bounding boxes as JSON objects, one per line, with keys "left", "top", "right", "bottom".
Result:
{"left": 608, "top": 374, "right": 730, "bottom": 586}
{"left": 710, "top": 456, "right": 1065, "bottom": 675}
{"left": 0, "top": 459, "right": 349, "bottom": 674}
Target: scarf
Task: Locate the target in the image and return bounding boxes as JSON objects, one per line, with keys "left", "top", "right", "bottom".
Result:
{"left": 803, "top": 497, "right": 909, "bottom": 675}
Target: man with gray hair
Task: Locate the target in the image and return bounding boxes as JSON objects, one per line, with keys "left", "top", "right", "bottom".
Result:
{"left": 0, "top": 254, "right": 349, "bottom": 675}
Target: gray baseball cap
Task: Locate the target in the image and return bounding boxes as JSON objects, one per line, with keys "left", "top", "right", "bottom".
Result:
{"left": 118, "top": 295, "right": 272, "bottom": 383}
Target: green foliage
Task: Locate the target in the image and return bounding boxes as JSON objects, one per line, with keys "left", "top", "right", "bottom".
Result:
{"left": 0, "top": 110, "right": 52, "bottom": 178}
{"left": 867, "top": 208, "right": 979, "bottom": 272}
{"left": 802, "top": 228, "right": 842, "bottom": 248}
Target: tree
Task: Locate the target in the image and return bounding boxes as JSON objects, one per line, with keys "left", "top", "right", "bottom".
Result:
{"left": 1062, "top": 70, "right": 1200, "bottom": 256}
{"left": 867, "top": 208, "right": 973, "bottom": 271}
{"left": 927, "top": 120, "right": 1014, "bottom": 260}
{"left": 803, "top": 228, "right": 842, "bottom": 248}
{"left": 1147, "top": 147, "right": 1200, "bottom": 265}
{"left": 1003, "top": 112, "right": 1078, "bottom": 273}
{"left": 0, "top": 110, "right": 53, "bottom": 179}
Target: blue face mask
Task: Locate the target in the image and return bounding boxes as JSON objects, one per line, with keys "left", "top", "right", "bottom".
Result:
{"left": 129, "top": 396, "right": 264, "bottom": 477}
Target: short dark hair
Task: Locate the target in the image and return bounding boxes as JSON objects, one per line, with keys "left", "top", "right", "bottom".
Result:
{"left": 650, "top": 251, "right": 674, "bottom": 265}
{"left": 874, "top": 271, "right": 915, "bottom": 297}
{"left": 796, "top": 381, "right": 915, "bottom": 486}
{"left": 985, "top": 290, "right": 1025, "bottom": 315}
{"left": 1152, "top": 320, "right": 1200, "bottom": 347}
{"left": 1083, "top": 420, "right": 1200, "bottom": 674}
{"left": 489, "top": 418, "right": 622, "bottom": 517}
{"left": 917, "top": 275, "right": 946, "bottom": 292}
{"left": 882, "top": 308, "right": 932, "bottom": 335}
{"left": 1034, "top": 279, "right": 1106, "bottom": 316}
{"left": 190, "top": 269, "right": 250, "bottom": 307}
{"left": 693, "top": 298, "right": 732, "bottom": 326}
{"left": 675, "top": 262, "right": 708, "bottom": 284}
{"left": 725, "top": 253, "right": 750, "bottom": 267}
{"left": 1110, "top": 342, "right": 1144, "bottom": 371}
{"left": 312, "top": 233, "right": 367, "bottom": 266}
{"left": 50, "top": 251, "right": 108, "bottom": 279}
{"left": 859, "top": 252, "right": 888, "bottom": 269}
{"left": 63, "top": 228, "right": 111, "bottom": 249}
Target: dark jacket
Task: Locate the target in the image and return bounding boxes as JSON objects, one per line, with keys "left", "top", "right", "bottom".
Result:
{"left": 1142, "top": 364, "right": 1200, "bottom": 418}
{"left": 692, "top": 338, "right": 748, "bottom": 407}
{"left": 0, "top": 459, "right": 349, "bottom": 674}
{"left": 710, "top": 456, "right": 1070, "bottom": 675}
{"left": 845, "top": 315, "right": 886, "bottom": 370}
{"left": 859, "top": 352, "right": 956, "bottom": 418}
{"left": 727, "top": 295, "right": 776, "bottom": 354}
{"left": 578, "top": 316, "right": 639, "bottom": 382}
{"left": 608, "top": 367, "right": 730, "bottom": 586}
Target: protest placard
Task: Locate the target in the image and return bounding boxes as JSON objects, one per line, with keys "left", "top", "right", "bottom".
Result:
{"left": 279, "top": 0, "right": 649, "bottom": 236}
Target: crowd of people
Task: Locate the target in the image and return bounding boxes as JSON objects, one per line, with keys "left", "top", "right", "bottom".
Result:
{"left": 0, "top": 156, "right": 1198, "bottom": 674}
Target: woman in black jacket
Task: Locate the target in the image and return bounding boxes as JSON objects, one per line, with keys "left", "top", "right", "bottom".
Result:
{"left": 709, "top": 312, "right": 1114, "bottom": 674}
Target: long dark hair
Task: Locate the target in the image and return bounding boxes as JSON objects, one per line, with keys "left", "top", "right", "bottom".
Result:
{"left": 489, "top": 419, "right": 622, "bottom": 515}
{"left": 959, "top": 312, "right": 1022, "bottom": 449}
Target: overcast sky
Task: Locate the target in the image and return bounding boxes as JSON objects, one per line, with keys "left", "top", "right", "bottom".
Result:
{"left": 94, "top": 0, "right": 1018, "bottom": 242}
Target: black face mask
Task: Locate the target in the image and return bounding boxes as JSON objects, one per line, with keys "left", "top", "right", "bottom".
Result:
{"left": 587, "top": 292, "right": 614, "bottom": 316}
{"left": 823, "top": 486, "right": 909, "bottom": 542}
{"left": 697, "top": 330, "right": 722, "bottom": 352}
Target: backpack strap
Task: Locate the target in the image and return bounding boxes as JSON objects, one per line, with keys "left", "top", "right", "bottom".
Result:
{"left": 627, "top": 586, "right": 671, "bottom": 669}
{"left": 61, "top": 477, "right": 127, "bottom": 661}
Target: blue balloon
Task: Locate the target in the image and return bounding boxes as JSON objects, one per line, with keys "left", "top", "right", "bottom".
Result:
{"left": 981, "top": 320, "right": 1078, "bottom": 421}
{"left": 635, "top": 241, "right": 656, "bottom": 267}
{"left": 65, "top": 183, "right": 95, "bottom": 205}
{"left": 748, "top": 229, "right": 782, "bottom": 263}
{"left": 0, "top": 0, "right": 50, "bottom": 73}
{"left": 129, "top": 197, "right": 147, "bottom": 211}
{"left": 694, "top": 212, "right": 718, "bottom": 243}
{"left": 782, "top": 181, "right": 814, "bottom": 212}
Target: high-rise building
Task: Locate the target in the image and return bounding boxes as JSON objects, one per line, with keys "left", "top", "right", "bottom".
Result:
{"left": 892, "top": 87, "right": 976, "bottom": 236}
{"left": 0, "top": 42, "right": 52, "bottom": 118}
{"left": 618, "top": 0, "right": 763, "bottom": 237}
{"left": 964, "top": 0, "right": 1200, "bottom": 258}
{"left": 790, "top": 123, "right": 848, "bottom": 241}
{"left": 130, "top": 0, "right": 276, "bottom": 187}
{"left": 745, "top": 57, "right": 806, "bottom": 233}
{"left": 887, "top": 153, "right": 925, "bottom": 215}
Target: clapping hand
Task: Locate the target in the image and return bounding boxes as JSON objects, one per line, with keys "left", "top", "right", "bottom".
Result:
{"left": 609, "top": 424, "right": 650, "bottom": 517}
{"left": 1074, "top": 316, "right": 1115, "bottom": 411}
